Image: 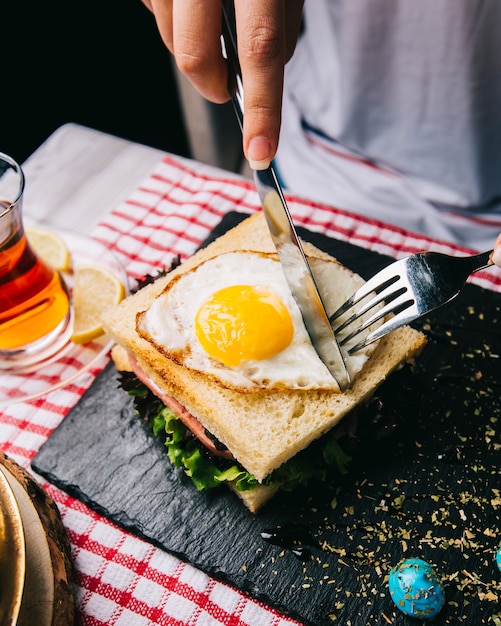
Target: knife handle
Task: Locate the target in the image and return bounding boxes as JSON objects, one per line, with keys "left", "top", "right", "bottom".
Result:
{"left": 221, "top": 3, "right": 244, "bottom": 128}
{"left": 220, "top": 3, "right": 351, "bottom": 391}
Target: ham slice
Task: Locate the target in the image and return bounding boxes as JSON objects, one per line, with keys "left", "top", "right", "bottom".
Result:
{"left": 128, "top": 355, "right": 235, "bottom": 460}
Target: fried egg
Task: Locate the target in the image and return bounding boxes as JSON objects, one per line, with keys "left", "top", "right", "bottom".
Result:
{"left": 136, "top": 250, "right": 378, "bottom": 392}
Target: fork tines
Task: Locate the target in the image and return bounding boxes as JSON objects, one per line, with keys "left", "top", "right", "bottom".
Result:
{"left": 329, "top": 248, "right": 494, "bottom": 355}
{"left": 329, "top": 261, "right": 416, "bottom": 354}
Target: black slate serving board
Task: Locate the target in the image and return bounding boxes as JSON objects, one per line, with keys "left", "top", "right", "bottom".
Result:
{"left": 33, "top": 212, "right": 501, "bottom": 625}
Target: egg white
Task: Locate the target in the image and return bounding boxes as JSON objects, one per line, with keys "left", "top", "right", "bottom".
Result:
{"left": 137, "top": 252, "right": 340, "bottom": 391}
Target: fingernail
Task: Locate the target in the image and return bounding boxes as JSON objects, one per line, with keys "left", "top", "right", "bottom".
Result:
{"left": 247, "top": 136, "right": 272, "bottom": 170}
{"left": 493, "top": 246, "right": 501, "bottom": 267}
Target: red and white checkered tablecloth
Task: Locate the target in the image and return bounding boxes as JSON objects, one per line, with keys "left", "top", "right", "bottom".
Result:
{"left": 1, "top": 153, "right": 500, "bottom": 626}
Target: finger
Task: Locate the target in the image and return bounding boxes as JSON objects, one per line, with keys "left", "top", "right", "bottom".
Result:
{"left": 149, "top": 0, "right": 174, "bottom": 53}
{"left": 234, "top": 0, "right": 286, "bottom": 169}
{"left": 493, "top": 234, "right": 501, "bottom": 267}
{"left": 173, "top": 0, "right": 230, "bottom": 103}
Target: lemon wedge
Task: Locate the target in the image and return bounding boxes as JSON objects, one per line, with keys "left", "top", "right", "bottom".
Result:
{"left": 71, "top": 265, "right": 126, "bottom": 344}
{"left": 26, "top": 226, "right": 72, "bottom": 272}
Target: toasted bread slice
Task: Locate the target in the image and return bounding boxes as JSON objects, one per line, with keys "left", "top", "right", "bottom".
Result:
{"left": 111, "top": 342, "right": 279, "bottom": 513}
{"left": 103, "top": 213, "right": 426, "bottom": 492}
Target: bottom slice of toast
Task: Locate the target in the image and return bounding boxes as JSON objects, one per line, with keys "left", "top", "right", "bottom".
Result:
{"left": 103, "top": 213, "right": 427, "bottom": 512}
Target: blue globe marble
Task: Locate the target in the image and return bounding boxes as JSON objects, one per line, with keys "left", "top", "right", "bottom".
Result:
{"left": 388, "top": 558, "right": 445, "bottom": 619}
{"left": 496, "top": 545, "right": 501, "bottom": 572}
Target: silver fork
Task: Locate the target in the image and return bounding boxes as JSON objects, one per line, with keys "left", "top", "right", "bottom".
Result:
{"left": 329, "top": 249, "right": 494, "bottom": 354}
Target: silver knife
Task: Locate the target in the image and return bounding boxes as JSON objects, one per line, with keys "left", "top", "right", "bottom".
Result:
{"left": 221, "top": 6, "right": 350, "bottom": 390}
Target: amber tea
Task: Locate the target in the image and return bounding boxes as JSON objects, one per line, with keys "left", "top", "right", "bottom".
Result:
{"left": 0, "top": 210, "right": 70, "bottom": 348}
{"left": 0, "top": 153, "right": 72, "bottom": 370}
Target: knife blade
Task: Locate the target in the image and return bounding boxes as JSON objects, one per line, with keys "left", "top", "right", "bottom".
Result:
{"left": 221, "top": 6, "right": 350, "bottom": 390}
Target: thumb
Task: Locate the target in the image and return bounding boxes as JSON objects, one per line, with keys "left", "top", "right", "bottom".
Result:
{"left": 492, "top": 234, "right": 501, "bottom": 268}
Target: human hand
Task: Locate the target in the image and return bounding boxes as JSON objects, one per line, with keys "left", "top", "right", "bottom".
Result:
{"left": 141, "top": 0, "right": 304, "bottom": 169}
{"left": 493, "top": 234, "right": 501, "bottom": 268}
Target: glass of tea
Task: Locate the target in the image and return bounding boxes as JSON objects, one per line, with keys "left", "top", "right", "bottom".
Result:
{"left": 0, "top": 152, "right": 73, "bottom": 371}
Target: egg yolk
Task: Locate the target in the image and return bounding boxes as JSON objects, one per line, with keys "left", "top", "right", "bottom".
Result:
{"left": 195, "top": 285, "right": 294, "bottom": 367}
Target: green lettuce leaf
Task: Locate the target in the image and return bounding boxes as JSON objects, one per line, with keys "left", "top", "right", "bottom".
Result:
{"left": 120, "top": 373, "right": 352, "bottom": 494}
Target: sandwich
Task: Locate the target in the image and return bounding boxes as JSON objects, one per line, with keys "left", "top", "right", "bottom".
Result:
{"left": 102, "top": 212, "right": 426, "bottom": 513}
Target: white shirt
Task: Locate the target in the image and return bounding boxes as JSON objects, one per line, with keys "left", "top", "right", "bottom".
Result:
{"left": 276, "top": 0, "right": 501, "bottom": 250}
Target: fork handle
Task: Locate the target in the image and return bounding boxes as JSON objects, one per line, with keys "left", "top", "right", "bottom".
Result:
{"left": 469, "top": 249, "right": 494, "bottom": 273}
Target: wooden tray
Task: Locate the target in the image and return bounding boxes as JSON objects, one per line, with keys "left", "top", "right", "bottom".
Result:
{"left": 0, "top": 453, "right": 75, "bottom": 626}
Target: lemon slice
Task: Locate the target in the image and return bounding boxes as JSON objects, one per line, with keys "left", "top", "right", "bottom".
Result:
{"left": 71, "top": 265, "right": 126, "bottom": 344}
{"left": 26, "top": 226, "right": 72, "bottom": 272}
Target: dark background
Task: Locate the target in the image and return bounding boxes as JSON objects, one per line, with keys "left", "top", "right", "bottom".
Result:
{"left": 2, "top": 0, "right": 190, "bottom": 164}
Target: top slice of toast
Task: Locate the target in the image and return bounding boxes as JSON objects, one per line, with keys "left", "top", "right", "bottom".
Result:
{"left": 102, "top": 212, "right": 426, "bottom": 482}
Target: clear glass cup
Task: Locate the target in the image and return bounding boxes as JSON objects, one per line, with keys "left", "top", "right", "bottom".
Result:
{"left": 0, "top": 152, "right": 73, "bottom": 371}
